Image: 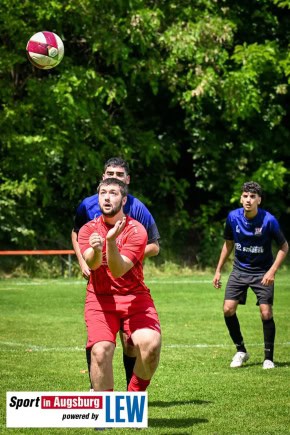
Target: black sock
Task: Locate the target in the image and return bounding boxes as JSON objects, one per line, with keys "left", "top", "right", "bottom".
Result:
{"left": 262, "top": 318, "right": 275, "bottom": 361}
{"left": 224, "top": 313, "right": 247, "bottom": 353}
{"left": 123, "top": 353, "right": 136, "bottom": 388}
{"left": 86, "top": 347, "right": 93, "bottom": 389}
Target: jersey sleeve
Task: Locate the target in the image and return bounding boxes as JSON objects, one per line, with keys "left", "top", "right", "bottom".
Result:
{"left": 73, "top": 201, "right": 88, "bottom": 233}
{"left": 130, "top": 197, "right": 160, "bottom": 243}
{"left": 121, "top": 222, "right": 148, "bottom": 264}
{"left": 223, "top": 214, "right": 234, "bottom": 240}
{"left": 77, "top": 223, "right": 93, "bottom": 254}
{"left": 270, "top": 217, "right": 287, "bottom": 247}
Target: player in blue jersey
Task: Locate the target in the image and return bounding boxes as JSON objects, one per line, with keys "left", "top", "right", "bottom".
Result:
{"left": 72, "top": 157, "right": 160, "bottom": 387}
{"left": 213, "top": 181, "right": 288, "bottom": 369}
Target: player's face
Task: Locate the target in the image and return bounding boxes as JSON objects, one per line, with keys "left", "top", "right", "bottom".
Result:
{"left": 99, "top": 184, "right": 126, "bottom": 217}
{"left": 240, "top": 191, "right": 261, "bottom": 215}
{"left": 103, "top": 165, "right": 130, "bottom": 184}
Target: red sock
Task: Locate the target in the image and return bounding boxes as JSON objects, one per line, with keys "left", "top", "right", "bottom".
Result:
{"left": 128, "top": 373, "right": 150, "bottom": 391}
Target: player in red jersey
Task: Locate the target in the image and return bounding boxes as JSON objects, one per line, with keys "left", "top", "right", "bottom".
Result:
{"left": 78, "top": 178, "right": 161, "bottom": 391}
{"left": 72, "top": 157, "right": 160, "bottom": 389}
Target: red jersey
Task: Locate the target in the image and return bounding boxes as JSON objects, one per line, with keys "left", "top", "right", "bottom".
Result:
{"left": 78, "top": 215, "right": 149, "bottom": 295}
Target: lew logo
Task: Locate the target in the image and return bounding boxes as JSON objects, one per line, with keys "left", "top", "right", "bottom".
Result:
{"left": 6, "top": 392, "right": 148, "bottom": 428}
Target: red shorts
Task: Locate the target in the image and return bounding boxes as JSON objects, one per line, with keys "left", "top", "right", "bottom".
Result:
{"left": 85, "top": 291, "right": 161, "bottom": 349}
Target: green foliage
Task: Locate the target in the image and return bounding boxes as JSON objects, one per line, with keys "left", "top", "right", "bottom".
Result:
{"left": 230, "top": 160, "right": 288, "bottom": 204}
{"left": 273, "top": 0, "right": 290, "bottom": 8}
{"left": 0, "top": 0, "right": 290, "bottom": 265}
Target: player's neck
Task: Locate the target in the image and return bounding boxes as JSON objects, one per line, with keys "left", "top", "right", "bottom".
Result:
{"left": 244, "top": 208, "right": 258, "bottom": 219}
{"left": 102, "top": 211, "right": 125, "bottom": 225}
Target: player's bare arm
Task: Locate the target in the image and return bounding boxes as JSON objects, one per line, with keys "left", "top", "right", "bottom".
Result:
{"left": 213, "top": 240, "right": 234, "bottom": 288}
{"left": 71, "top": 229, "right": 91, "bottom": 279}
{"left": 82, "top": 232, "right": 104, "bottom": 270}
{"left": 144, "top": 241, "right": 159, "bottom": 258}
{"left": 261, "top": 241, "right": 289, "bottom": 286}
{"left": 106, "top": 217, "right": 134, "bottom": 278}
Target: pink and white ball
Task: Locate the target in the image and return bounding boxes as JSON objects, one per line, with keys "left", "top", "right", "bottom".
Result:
{"left": 26, "top": 31, "right": 64, "bottom": 69}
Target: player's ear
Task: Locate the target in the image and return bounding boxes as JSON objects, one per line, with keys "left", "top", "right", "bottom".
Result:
{"left": 125, "top": 175, "right": 130, "bottom": 185}
{"left": 258, "top": 196, "right": 261, "bottom": 205}
{"left": 240, "top": 195, "right": 243, "bottom": 204}
{"left": 122, "top": 196, "right": 127, "bottom": 206}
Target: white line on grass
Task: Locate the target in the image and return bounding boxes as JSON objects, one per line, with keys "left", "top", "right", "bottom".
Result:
{"left": 1, "top": 341, "right": 290, "bottom": 352}
{"left": 0, "top": 279, "right": 211, "bottom": 289}
{"left": 0, "top": 341, "right": 85, "bottom": 352}
{"left": 148, "top": 280, "right": 212, "bottom": 284}
{"left": 0, "top": 281, "right": 85, "bottom": 287}
{"left": 166, "top": 343, "right": 290, "bottom": 348}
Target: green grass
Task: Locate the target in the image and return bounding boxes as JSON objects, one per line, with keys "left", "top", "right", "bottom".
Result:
{"left": 1, "top": 272, "right": 290, "bottom": 434}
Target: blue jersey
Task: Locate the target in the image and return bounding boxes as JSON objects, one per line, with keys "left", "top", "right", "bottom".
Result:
{"left": 73, "top": 193, "right": 160, "bottom": 244}
{"left": 224, "top": 207, "right": 286, "bottom": 273}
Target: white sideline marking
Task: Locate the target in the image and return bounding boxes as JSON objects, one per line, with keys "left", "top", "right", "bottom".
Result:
{"left": 0, "top": 341, "right": 84, "bottom": 352}
{"left": 1, "top": 340, "right": 289, "bottom": 352}
{"left": 148, "top": 280, "right": 212, "bottom": 284}
{"left": 0, "top": 281, "right": 85, "bottom": 287}
{"left": 0, "top": 279, "right": 211, "bottom": 289}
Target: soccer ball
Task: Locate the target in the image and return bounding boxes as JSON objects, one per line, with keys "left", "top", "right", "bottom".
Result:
{"left": 26, "top": 31, "right": 64, "bottom": 69}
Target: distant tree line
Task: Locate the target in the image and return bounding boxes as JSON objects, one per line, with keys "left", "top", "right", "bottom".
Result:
{"left": 1, "top": 0, "right": 289, "bottom": 269}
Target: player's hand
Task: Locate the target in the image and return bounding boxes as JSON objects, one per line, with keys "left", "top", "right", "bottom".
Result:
{"left": 106, "top": 217, "right": 126, "bottom": 241}
{"left": 89, "top": 232, "right": 104, "bottom": 252}
{"left": 80, "top": 262, "right": 91, "bottom": 280}
{"left": 261, "top": 271, "right": 275, "bottom": 286}
{"left": 78, "top": 257, "right": 91, "bottom": 280}
{"left": 213, "top": 272, "right": 222, "bottom": 289}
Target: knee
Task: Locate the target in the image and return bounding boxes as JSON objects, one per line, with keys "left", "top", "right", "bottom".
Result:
{"left": 223, "top": 305, "right": 236, "bottom": 317}
{"left": 261, "top": 312, "right": 272, "bottom": 321}
{"left": 149, "top": 340, "right": 161, "bottom": 360}
{"left": 91, "top": 342, "right": 113, "bottom": 365}
{"left": 260, "top": 305, "right": 273, "bottom": 321}
{"left": 132, "top": 330, "right": 161, "bottom": 364}
{"left": 142, "top": 335, "right": 161, "bottom": 364}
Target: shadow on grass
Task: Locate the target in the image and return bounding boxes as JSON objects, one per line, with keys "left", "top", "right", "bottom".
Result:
{"left": 149, "top": 417, "right": 208, "bottom": 429}
{"left": 148, "top": 400, "right": 210, "bottom": 430}
{"left": 150, "top": 399, "right": 212, "bottom": 407}
{"left": 242, "top": 361, "right": 290, "bottom": 368}
{"left": 275, "top": 361, "right": 290, "bottom": 367}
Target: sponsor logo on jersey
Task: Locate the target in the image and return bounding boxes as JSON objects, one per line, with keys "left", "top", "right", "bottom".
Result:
{"left": 254, "top": 227, "right": 263, "bottom": 236}
{"left": 235, "top": 243, "right": 264, "bottom": 254}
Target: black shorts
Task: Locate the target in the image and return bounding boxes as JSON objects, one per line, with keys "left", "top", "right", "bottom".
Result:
{"left": 225, "top": 269, "right": 274, "bottom": 306}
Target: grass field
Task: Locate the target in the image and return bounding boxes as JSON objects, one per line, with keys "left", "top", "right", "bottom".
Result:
{"left": 1, "top": 271, "right": 290, "bottom": 434}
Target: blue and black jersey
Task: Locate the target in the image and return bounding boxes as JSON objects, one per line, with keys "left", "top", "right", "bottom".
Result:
{"left": 224, "top": 208, "right": 286, "bottom": 273}
{"left": 74, "top": 193, "right": 160, "bottom": 244}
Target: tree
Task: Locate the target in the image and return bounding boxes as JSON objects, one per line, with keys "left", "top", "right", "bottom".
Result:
{"left": 0, "top": 0, "right": 289, "bottom": 267}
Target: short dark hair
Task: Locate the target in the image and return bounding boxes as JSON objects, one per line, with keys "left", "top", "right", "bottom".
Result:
{"left": 104, "top": 157, "right": 130, "bottom": 175}
{"left": 97, "top": 177, "right": 128, "bottom": 198}
{"left": 241, "top": 181, "right": 262, "bottom": 197}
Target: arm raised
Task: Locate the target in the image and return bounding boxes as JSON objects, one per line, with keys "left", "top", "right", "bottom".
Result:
{"left": 106, "top": 217, "right": 134, "bottom": 278}
{"left": 82, "top": 232, "right": 104, "bottom": 271}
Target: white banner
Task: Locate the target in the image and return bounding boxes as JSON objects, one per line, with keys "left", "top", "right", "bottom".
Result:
{"left": 6, "top": 392, "right": 148, "bottom": 428}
